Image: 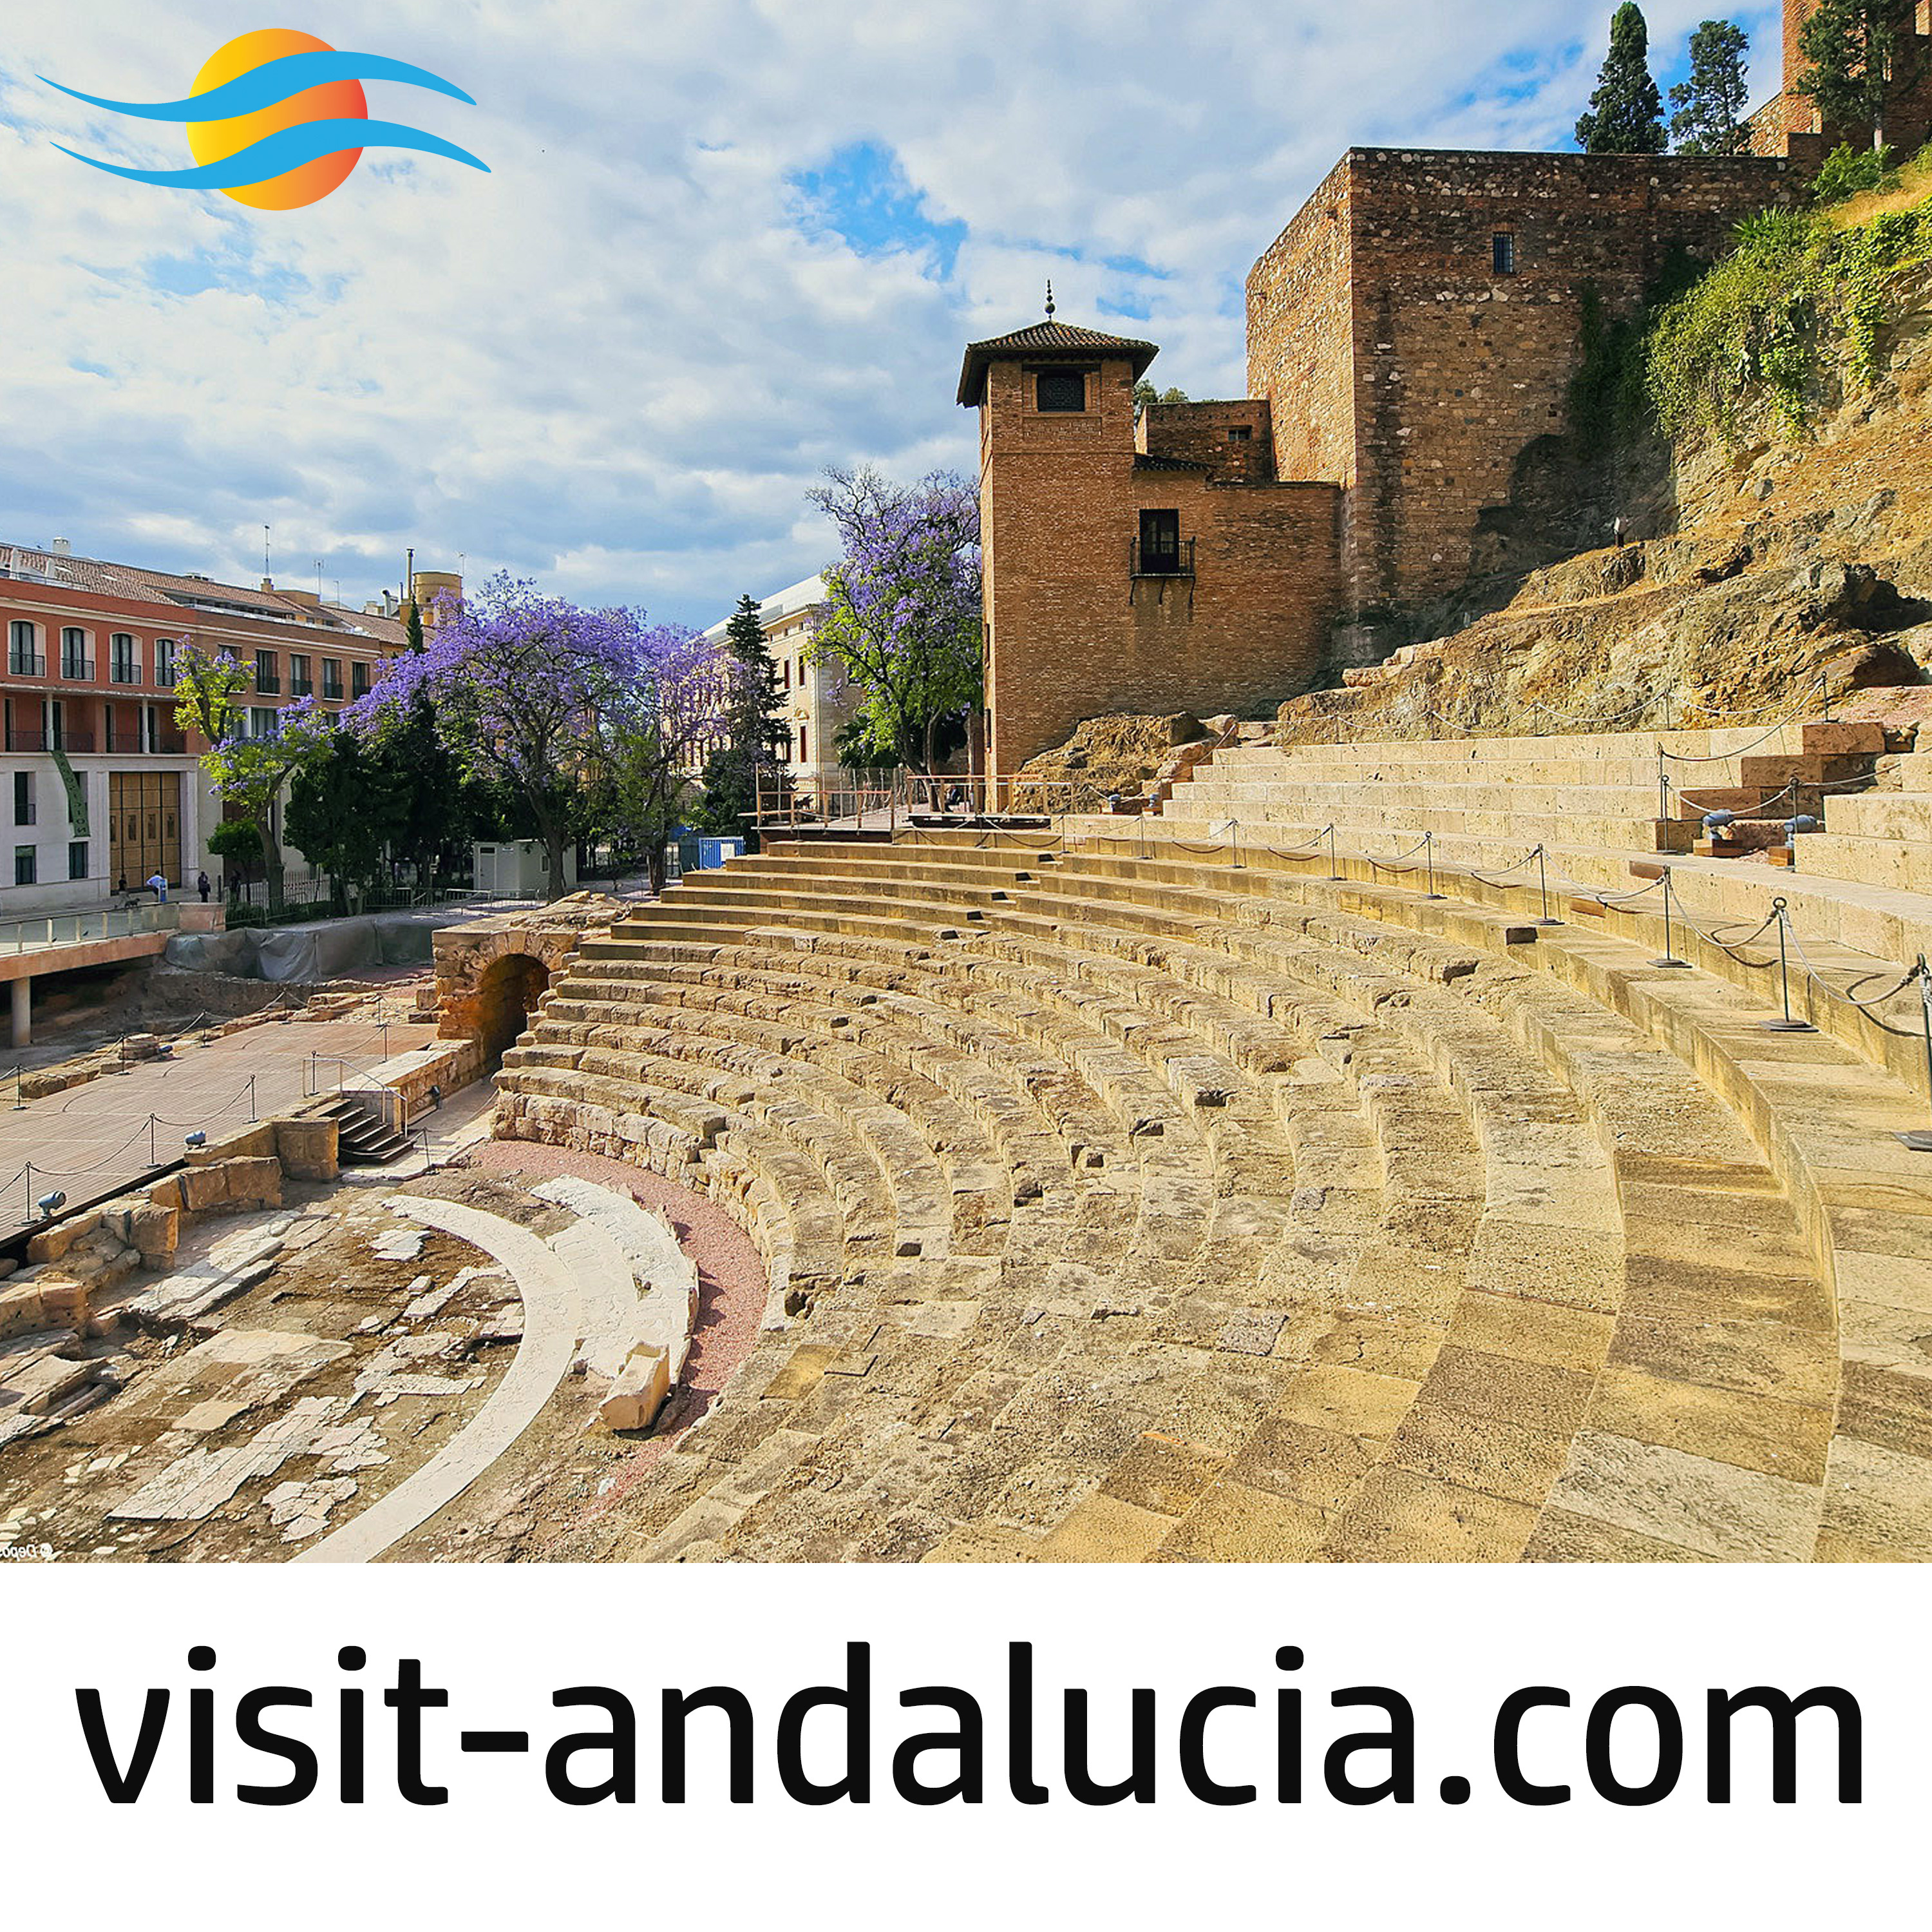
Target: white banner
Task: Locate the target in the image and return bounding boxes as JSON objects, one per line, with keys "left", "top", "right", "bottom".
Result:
{"left": 1, "top": 1562, "right": 1913, "bottom": 1928}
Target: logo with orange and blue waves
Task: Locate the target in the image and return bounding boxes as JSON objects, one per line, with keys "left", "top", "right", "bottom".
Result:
{"left": 42, "top": 28, "right": 488, "bottom": 211}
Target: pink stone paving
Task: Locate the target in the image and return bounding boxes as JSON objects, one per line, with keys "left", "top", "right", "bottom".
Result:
{"left": 468, "top": 1139, "right": 768, "bottom": 1527}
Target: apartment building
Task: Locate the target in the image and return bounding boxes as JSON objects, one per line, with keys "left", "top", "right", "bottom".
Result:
{"left": 699, "top": 574, "right": 860, "bottom": 788}
{"left": 0, "top": 540, "right": 413, "bottom": 914}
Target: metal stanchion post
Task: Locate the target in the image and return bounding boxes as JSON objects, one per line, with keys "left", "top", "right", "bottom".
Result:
{"left": 1533, "top": 847, "right": 1561, "bottom": 927}
{"left": 1760, "top": 899, "right": 1815, "bottom": 1032}
{"left": 147, "top": 1115, "right": 156, "bottom": 1165}
{"left": 1421, "top": 830, "right": 1444, "bottom": 900}
{"left": 1649, "top": 871, "right": 1689, "bottom": 969}
{"left": 1897, "top": 960, "right": 1932, "bottom": 1151}
{"left": 248, "top": 1075, "right": 257, "bottom": 1123}
{"left": 1325, "top": 825, "right": 1340, "bottom": 882}
{"left": 1229, "top": 819, "right": 1242, "bottom": 869}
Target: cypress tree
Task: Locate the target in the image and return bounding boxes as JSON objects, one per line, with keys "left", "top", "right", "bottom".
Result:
{"left": 1576, "top": 3, "right": 1669, "bottom": 154}
{"left": 694, "top": 594, "right": 790, "bottom": 848}
{"left": 1669, "top": 19, "right": 1752, "bottom": 154}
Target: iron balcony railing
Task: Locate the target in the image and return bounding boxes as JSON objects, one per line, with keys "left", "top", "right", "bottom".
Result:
{"left": 321, "top": 679, "right": 344, "bottom": 701}
{"left": 60, "top": 657, "right": 95, "bottom": 680}
{"left": 7, "top": 653, "right": 46, "bottom": 677}
{"left": 104, "top": 728, "right": 188, "bottom": 755}
{"left": 288, "top": 677, "right": 314, "bottom": 697}
{"left": 254, "top": 672, "right": 281, "bottom": 694}
{"left": 6, "top": 728, "right": 97, "bottom": 752}
{"left": 155, "top": 665, "right": 178, "bottom": 688}
{"left": 1131, "top": 536, "right": 1195, "bottom": 578}
{"left": 110, "top": 663, "right": 140, "bottom": 684}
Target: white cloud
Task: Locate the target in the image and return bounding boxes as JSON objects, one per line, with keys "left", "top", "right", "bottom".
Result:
{"left": 1, "top": 0, "right": 1785, "bottom": 626}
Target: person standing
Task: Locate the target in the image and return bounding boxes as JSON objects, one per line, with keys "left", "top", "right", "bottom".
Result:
{"left": 197, "top": 870, "right": 211, "bottom": 903}
{"left": 146, "top": 870, "right": 168, "bottom": 904}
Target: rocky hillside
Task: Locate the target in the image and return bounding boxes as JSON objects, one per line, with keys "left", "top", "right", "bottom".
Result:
{"left": 1275, "top": 191, "right": 1932, "bottom": 744}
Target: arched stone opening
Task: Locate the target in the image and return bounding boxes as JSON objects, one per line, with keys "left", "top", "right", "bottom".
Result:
{"left": 475, "top": 952, "right": 550, "bottom": 1070}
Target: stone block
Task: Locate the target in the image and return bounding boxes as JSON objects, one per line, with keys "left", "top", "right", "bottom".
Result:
{"left": 35, "top": 1278, "right": 89, "bottom": 1332}
{"left": 0, "top": 1282, "right": 46, "bottom": 1340}
{"left": 274, "top": 1117, "right": 339, "bottom": 1182}
{"left": 221, "top": 1157, "right": 284, "bottom": 1209}
{"left": 599, "top": 1346, "right": 671, "bottom": 1432}
{"left": 26, "top": 1211, "right": 102, "bottom": 1265}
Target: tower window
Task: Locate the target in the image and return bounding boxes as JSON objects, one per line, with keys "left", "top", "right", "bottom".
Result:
{"left": 1227, "top": 426, "right": 1253, "bottom": 442}
{"left": 1492, "top": 232, "right": 1517, "bottom": 275}
{"left": 1036, "top": 368, "right": 1087, "bottom": 412}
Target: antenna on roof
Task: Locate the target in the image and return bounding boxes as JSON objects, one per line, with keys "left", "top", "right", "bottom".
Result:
{"left": 1044, "top": 278, "right": 1055, "bottom": 319}
{"left": 263, "top": 524, "right": 271, "bottom": 579}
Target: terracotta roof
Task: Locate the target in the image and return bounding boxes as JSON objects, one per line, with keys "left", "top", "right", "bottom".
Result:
{"left": 957, "top": 319, "right": 1160, "bottom": 404}
{"left": 1, "top": 542, "right": 408, "bottom": 648}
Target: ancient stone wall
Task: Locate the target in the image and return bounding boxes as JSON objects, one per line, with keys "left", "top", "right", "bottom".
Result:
{"left": 1247, "top": 147, "right": 1799, "bottom": 620}
{"left": 1137, "top": 399, "right": 1276, "bottom": 482}
{"left": 433, "top": 896, "right": 624, "bottom": 1068}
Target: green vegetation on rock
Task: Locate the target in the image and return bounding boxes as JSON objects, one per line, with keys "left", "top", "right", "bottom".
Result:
{"left": 1644, "top": 159, "right": 1932, "bottom": 440}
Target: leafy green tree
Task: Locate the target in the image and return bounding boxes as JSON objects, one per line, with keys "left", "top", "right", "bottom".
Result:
{"left": 1799, "top": 0, "right": 1924, "bottom": 153}
{"left": 173, "top": 645, "right": 330, "bottom": 909}
{"left": 1576, "top": 3, "right": 1668, "bottom": 153}
{"left": 806, "top": 467, "right": 982, "bottom": 774}
{"left": 1669, "top": 19, "right": 1752, "bottom": 153}
{"left": 285, "top": 728, "right": 397, "bottom": 913}
{"left": 1132, "top": 380, "right": 1191, "bottom": 413}
{"left": 692, "top": 592, "right": 790, "bottom": 848}
{"left": 404, "top": 598, "right": 426, "bottom": 654}
{"left": 368, "top": 692, "right": 466, "bottom": 888}
{"left": 206, "top": 817, "right": 263, "bottom": 895}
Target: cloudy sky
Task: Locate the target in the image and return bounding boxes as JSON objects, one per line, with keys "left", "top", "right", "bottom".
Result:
{"left": 1, "top": 0, "right": 1781, "bottom": 629}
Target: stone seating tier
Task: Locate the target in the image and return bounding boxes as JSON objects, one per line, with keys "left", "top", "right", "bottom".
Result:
{"left": 486, "top": 822, "right": 1932, "bottom": 1563}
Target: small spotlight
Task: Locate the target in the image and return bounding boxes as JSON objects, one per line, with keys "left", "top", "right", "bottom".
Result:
{"left": 35, "top": 1190, "right": 66, "bottom": 1219}
{"left": 1701, "top": 809, "right": 1736, "bottom": 832}
{"left": 184, "top": 1130, "right": 207, "bottom": 1150}
{"left": 1785, "top": 814, "right": 1820, "bottom": 836}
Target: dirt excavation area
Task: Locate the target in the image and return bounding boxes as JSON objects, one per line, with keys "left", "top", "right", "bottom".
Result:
{"left": 0, "top": 1150, "right": 766, "bottom": 1564}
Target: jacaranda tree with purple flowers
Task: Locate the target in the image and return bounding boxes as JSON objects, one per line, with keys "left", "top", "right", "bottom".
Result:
{"left": 347, "top": 573, "right": 721, "bottom": 900}
{"left": 806, "top": 466, "right": 982, "bottom": 773}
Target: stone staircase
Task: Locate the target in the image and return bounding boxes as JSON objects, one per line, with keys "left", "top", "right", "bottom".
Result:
{"left": 486, "top": 819, "right": 1932, "bottom": 1563}
{"left": 1157, "top": 720, "right": 1884, "bottom": 866}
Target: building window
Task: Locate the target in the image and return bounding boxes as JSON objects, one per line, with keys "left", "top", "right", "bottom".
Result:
{"left": 1036, "top": 368, "right": 1088, "bottom": 413}
{"left": 351, "top": 661, "right": 371, "bottom": 698}
{"left": 321, "top": 658, "right": 343, "bottom": 700}
{"left": 7, "top": 621, "right": 39, "bottom": 676}
{"left": 1492, "top": 232, "right": 1517, "bottom": 275}
{"left": 155, "top": 638, "right": 178, "bottom": 688}
{"left": 798, "top": 724, "right": 808, "bottom": 764}
{"left": 250, "top": 707, "right": 278, "bottom": 739}
{"left": 68, "top": 840, "right": 88, "bottom": 881}
{"left": 110, "top": 633, "right": 138, "bottom": 683}
{"left": 60, "top": 627, "right": 91, "bottom": 679}
{"left": 1227, "top": 425, "right": 1253, "bottom": 442}
{"left": 289, "top": 653, "right": 312, "bottom": 697}
{"left": 782, "top": 658, "right": 791, "bottom": 689}
{"left": 254, "top": 649, "right": 280, "bottom": 694}
{"left": 1136, "top": 507, "right": 1188, "bottom": 576}
{"left": 14, "top": 846, "right": 35, "bottom": 887}
{"left": 14, "top": 773, "right": 33, "bottom": 826}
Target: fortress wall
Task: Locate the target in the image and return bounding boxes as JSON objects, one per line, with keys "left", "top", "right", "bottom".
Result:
{"left": 1249, "top": 147, "right": 1797, "bottom": 618}
{"left": 1137, "top": 399, "right": 1276, "bottom": 482}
